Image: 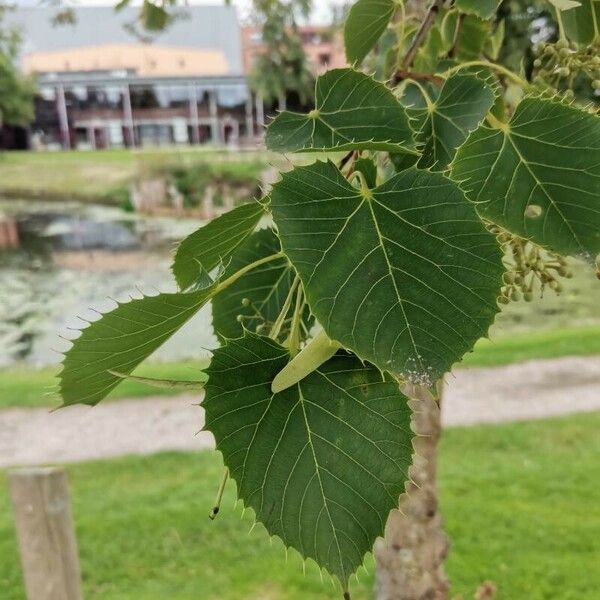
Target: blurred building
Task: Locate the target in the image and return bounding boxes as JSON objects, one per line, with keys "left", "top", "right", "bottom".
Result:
{"left": 3, "top": 6, "right": 347, "bottom": 151}
{"left": 241, "top": 25, "right": 346, "bottom": 78}
{"left": 5, "top": 5, "right": 257, "bottom": 150}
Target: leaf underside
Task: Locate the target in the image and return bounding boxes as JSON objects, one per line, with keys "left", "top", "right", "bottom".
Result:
{"left": 172, "top": 202, "right": 264, "bottom": 290}
{"left": 203, "top": 333, "right": 413, "bottom": 587}
{"left": 59, "top": 286, "right": 215, "bottom": 406}
{"left": 212, "top": 228, "right": 301, "bottom": 339}
{"left": 344, "top": 0, "right": 395, "bottom": 65}
{"left": 271, "top": 161, "right": 504, "bottom": 383}
{"left": 410, "top": 72, "right": 496, "bottom": 171}
{"left": 265, "top": 69, "right": 416, "bottom": 154}
{"left": 451, "top": 96, "right": 600, "bottom": 258}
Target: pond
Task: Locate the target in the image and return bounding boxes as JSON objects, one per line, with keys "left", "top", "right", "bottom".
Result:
{"left": 0, "top": 199, "right": 217, "bottom": 368}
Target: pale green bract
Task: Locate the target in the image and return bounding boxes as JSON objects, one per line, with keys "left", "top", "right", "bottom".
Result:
{"left": 344, "top": 0, "right": 395, "bottom": 64}
{"left": 172, "top": 201, "right": 264, "bottom": 290}
{"left": 451, "top": 96, "right": 600, "bottom": 258}
{"left": 270, "top": 161, "right": 504, "bottom": 383}
{"left": 265, "top": 69, "right": 416, "bottom": 154}
{"left": 408, "top": 72, "right": 496, "bottom": 171}
{"left": 203, "top": 333, "right": 413, "bottom": 588}
{"left": 454, "top": 0, "right": 502, "bottom": 19}
{"left": 59, "top": 285, "right": 216, "bottom": 406}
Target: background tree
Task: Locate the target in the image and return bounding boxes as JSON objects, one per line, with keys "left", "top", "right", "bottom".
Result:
{"left": 0, "top": 5, "right": 35, "bottom": 127}
{"left": 247, "top": 0, "right": 315, "bottom": 109}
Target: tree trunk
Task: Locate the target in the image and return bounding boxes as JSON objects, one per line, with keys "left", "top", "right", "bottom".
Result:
{"left": 374, "top": 384, "right": 450, "bottom": 600}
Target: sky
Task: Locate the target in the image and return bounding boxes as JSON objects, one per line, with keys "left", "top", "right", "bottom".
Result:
{"left": 15, "top": 0, "right": 347, "bottom": 25}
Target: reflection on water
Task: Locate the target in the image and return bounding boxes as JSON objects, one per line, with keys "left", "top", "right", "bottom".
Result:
{"left": 0, "top": 199, "right": 217, "bottom": 367}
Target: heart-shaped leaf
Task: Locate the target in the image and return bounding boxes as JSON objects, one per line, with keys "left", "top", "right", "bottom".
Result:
{"left": 410, "top": 72, "right": 496, "bottom": 171}
{"left": 451, "top": 96, "right": 600, "bottom": 258}
{"left": 270, "top": 161, "right": 503, "bottom": 383}
{"left": 203, "top": 333, "right": 413, "bottom": 588}
{"left": 344, "top": 0, "right": 396, "bottom": 65}
{"left": 265, "top": 69, "right": 416, "bottom": 155}
{"left": 172, "top": 202, "right": 264, "bottom": 290}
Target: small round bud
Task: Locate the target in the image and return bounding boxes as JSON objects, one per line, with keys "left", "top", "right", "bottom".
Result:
{"left": 241, "top": 298, "right": 251, "bottom": 307}
{"left": 524, "top": 291, "right": 534, "bottom": 302}
{"left": 236, "top": 314, "right": 244, "bottom": 323}
{"left": 559, "top": 47, "right": 571, "bottom": 58}
{"left": 556, "top": 39, "right": 568, "bottom": 50}
{"left": 534, "top": 58, "right": 543, "bottom": 68}
{"left": 544, "top": 45, "right": 555, "bottom": 56}
{"left": 548, "top": 279, "right": 561, "bottom": 291}
{"left": 558, "top": 67, "right": 570, "bottom": 77}
{"left": 503, "top": 272, "right": 516, "bottom": 284}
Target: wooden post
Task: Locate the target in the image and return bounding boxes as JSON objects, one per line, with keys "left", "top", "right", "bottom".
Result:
{"left": 8, "top": 467, "right": 83, "bottom": 600}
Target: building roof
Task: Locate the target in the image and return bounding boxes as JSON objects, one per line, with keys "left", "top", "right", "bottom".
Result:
{"left": 23, "top": 44, "right": 230, "bottom": 77}
{"left": 6, "top": 5, "right": 243, "bottom": 75}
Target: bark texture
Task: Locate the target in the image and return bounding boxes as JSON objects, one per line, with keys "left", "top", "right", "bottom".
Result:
{"left": 374, "top": 385, "right": 450, "bottom": 600}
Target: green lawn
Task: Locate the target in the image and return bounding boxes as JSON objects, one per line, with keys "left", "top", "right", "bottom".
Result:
{"left": 0, "top": 149, "right": 268, "bottom": 202}
{"left": 0, "top": 361, "right": 208, "bottom": 409}
{"left": 1, "top": 412, "right": 598, "bottom": 599}
{"left": 0, "top": 324, "right": 598, "bottom": 410}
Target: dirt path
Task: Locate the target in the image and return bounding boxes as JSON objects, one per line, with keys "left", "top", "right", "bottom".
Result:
{"left": 1, "top": 356, "right": 599, "bottom": 468}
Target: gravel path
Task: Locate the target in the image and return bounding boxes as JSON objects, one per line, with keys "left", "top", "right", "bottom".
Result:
{"left": 1, "top": 356, "right": 599, "bottom": 468}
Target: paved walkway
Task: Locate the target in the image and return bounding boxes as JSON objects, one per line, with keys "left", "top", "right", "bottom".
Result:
{"left": 1, "top": 356, "right": 599, "bottom": 468}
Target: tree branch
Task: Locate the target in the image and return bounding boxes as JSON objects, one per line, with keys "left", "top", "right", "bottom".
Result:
{"left": 401, "top": 0, "right": 445, "bottom": 69}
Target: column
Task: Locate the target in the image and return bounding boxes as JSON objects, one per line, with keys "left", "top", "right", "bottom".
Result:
{"left": 189, "top": 84, "right": 200, "bottom": 145}
{"left": 123, "top": 84, "right": 135, "bottom": 148}
{"left": 245, "top": 92, "right": 254, "bottom": 139}
{"left": 57, "top": 85, "right": 71, "bottom": 150}
{"left": 255, "top": 93, "right": 265, "bottom": 132}
{"left": 209, "top": 89, "right": 220, "bottom": 144}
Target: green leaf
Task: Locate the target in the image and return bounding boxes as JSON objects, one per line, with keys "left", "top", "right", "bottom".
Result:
{"left": 413, "top": 25, "right": 444, "bottom": 73}
{"left": 265, "top": 69, "right": 416, "bottom": 155}
{"left": 59, "top": 286, "right": 216, "bottom": 407}
{"left": 344, "top": 0, "right": 395, "bottom": 65}
{"left": 203, "top": 333, "right": 413, "bottom": 587}
{"left": 441, "top": 12, "right": 490, "bottom": 60}
{"left": 454, "top": 0, "right": 501, "bottom": 19}
{"left": 561, "top": 0, "right": 600, "bottom": 43}
{"left": 451, "top": 96, "right": 600, "bottom": 258}
{"left": 270, "top": 161, "right": 503, "bottom": 383}
{"left": 411, "top": 73, "right": 496, "bottom": 171}
{"left": 212, "top": 228, "right": 299, "bottom": 339}
{"left": 485, "top": 19, "right": 505, "bottom": 60}
{"left": 172, "top": 202, "right": 264, "bottom": 290}
{"left": 140, "top": 0, "right": 170, "bottom": 31}
{"left": 354, "top": 157, "right": 378, "bottom": 188}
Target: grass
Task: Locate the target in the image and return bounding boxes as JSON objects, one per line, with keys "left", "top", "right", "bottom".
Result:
{"left": 0, "top": 324, "right": 597, "bottom": 410}
{"left": 462, "top": 324, "right": 600, "bottom": 367}
{"left": 0, "top": 360, "right": 208, "bottom": 409}
{"left": 1, "top": 412, "right": 598, "bottom": 599}
{"left": 0, "top": 148, "right": 268, "bottom": 202}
